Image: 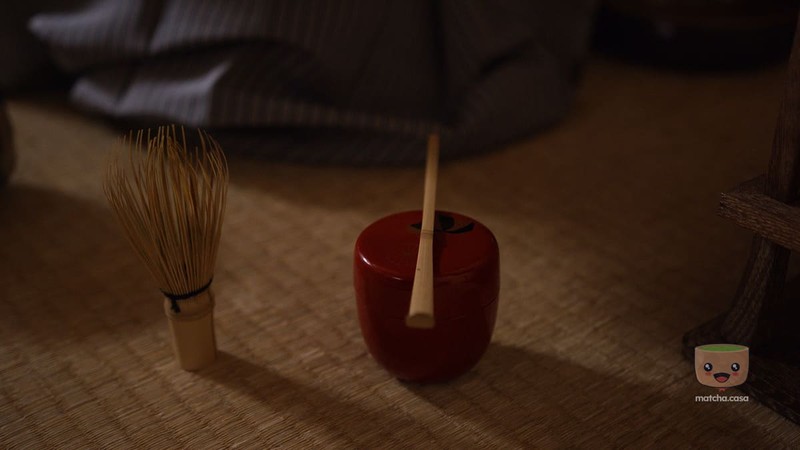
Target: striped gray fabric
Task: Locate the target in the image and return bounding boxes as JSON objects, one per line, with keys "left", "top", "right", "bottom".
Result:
{"left": 20, "top": 0, "right": 595, "bottom": 163}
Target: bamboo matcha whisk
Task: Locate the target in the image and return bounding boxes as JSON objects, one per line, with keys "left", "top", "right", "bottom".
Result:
{"left": 104, "top": 125, "right": 228, "bottom": 370}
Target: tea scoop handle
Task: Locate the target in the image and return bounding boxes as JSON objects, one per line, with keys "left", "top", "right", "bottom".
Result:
{"left": 406, "top": 132, "right": 439, "bottom": 329}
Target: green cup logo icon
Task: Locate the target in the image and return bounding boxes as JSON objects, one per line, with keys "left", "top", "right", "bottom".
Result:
{"left": 694, "top": 344, "right": 749, "bottom": 390}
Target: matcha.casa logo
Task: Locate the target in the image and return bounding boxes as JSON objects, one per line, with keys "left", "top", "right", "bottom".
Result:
{"left": 694, "top": 344, "right": 749, "bottom": 391}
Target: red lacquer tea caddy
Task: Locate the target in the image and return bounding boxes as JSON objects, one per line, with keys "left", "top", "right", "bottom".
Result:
{"left": 354, "top": 210, "right": 500, "bottom": 382}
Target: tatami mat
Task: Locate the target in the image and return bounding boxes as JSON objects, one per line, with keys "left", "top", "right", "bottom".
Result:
{"left": 2, "top": 58, "right": 799, "bottom": 447}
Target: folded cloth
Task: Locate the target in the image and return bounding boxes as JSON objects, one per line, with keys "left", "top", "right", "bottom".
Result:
{"left": 16, "top": 0, "right": 595, "bottom": 163}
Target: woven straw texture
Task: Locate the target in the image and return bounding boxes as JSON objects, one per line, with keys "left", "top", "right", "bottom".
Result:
{"left": 2, "top": 59, "right": 800, "bottom": 447}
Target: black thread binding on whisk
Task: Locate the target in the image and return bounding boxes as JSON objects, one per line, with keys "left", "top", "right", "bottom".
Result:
{"left": 162, "top": 278, "right": 213, "bottom": 313}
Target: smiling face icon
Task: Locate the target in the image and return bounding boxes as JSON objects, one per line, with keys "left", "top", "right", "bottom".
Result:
{"left": 694, "top": 344, "right": 749, "bottom": 388}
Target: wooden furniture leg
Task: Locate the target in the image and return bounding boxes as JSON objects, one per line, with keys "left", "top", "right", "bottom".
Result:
{"left": 684, "top": 10, "right": 800, "bottom": 425}
{"left": 720, "top": 237, "right": 790, "bottom": 346}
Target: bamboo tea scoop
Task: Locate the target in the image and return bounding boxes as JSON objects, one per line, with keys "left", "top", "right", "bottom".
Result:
{"left": 406, "top": 133, "right": 439, "bottom": 329}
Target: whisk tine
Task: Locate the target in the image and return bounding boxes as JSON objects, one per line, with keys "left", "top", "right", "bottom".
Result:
{"left": 103, "top": 125, "right": 228, "bottom": 299}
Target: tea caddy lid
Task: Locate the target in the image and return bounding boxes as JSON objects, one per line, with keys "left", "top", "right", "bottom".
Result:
{"left": 356, "top": 210, "right": 497, "bottom": 281}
